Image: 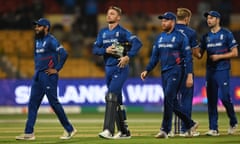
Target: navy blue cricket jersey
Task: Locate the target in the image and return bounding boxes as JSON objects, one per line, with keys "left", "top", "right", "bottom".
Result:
{"left": 200, "top": 28, "right": 238, "bottom": 70}
{"left": 34, "top": 33, "right": 68, "bottom": 72}
{"left": 146, "top": 28, "right": 192, "bottom": 74}
{"left": 93, "top": 24, "right": 142, "bottom": 66}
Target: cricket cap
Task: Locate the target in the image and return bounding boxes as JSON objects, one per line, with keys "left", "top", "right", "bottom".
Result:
{"left": 158, "top": 12, "right": 176, "bottom": 21}
{"left": 33, "top": 18, "right": 51, "bottom": 29}
{"left": 204, "top": 11, "right": 221, "bottom": 18}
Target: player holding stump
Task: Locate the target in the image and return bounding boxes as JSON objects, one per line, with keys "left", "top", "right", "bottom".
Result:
{"left": 194, "top": 11, "right": 238, "bottom": 136}
{"left": 140, "top": 12, "right": 198, "bottom": 139}
{"left": 16, "top": 18, "right": 76, "bottom": 140}
{"left": 93, "top": 6, "right": 142, "bottom": 139}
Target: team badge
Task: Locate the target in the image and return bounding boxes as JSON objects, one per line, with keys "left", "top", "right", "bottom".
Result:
{"left": 43, "top": 41, "right": 46, "bottom": 47}
{"left": 220, "top": 34, "right": 224, "bottom": 40}
{"left": 116, "top": 31, "right": 119, "bottom": 37}
{"left": 102, "top": 32, "right": 106, "bottom": 39}
{"left": 171, "top": 36, "right": 176, "bottom": 43}
{"left": 207, "top": 36, "right": 210, "bottom": 42}
{"left": 159, "top": 37, "right": 163, "bottom": 43}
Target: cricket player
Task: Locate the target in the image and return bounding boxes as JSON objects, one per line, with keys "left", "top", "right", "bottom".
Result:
{"left": 16, "top": 18, "right": 76, "bottom": 140}
{"left": 194, "top": 11, "right": 238, "bottom": 136}
{"left": 140, "top": 12, "right": 198, "bottom": 139}
{"left": 93, "top": 6, "right": 142, "bottom": 139}
{"left": 175, "top": 8, "right": 200, "bottom": 136}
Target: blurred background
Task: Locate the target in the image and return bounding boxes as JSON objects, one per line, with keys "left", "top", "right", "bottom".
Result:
{"left": 0, "top": 0, "right": 239, "bottom": 113}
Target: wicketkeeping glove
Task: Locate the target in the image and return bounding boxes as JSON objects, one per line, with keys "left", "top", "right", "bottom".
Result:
{"left": 112, "top": 42, "right": 132, "bottom": 58}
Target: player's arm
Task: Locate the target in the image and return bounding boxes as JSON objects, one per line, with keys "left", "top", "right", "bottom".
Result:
{"left": 182, "top": 35, "right": 193, "bottom": 88}
{"left": 141, "top": 44, "right": 159, "bottom": 80}
{"left": 126, "top": 35, "right": 143, "bottom": 58}
{"left": 45, "top": 44, "right": 68, "bottom": 75}
{"left": 93, "top": 30, "right": 106, "bottom": 56}
{"left": 210, "top": 46, "right": 238, "bottom": 61}
{"left": 190, "top": 30, "right": 203, "bottom": 59}
{"left": 55, "top": 45, "right": 68, "bottom": 71}
{"left": 193, "top": 35, "right": 206, "bottom": 59}
{"left": 192, "top": 47, "right": 203, "bottom": 59}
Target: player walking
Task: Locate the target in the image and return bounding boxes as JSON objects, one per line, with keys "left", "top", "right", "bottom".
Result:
{"left": 194, "top": 11, "right": 238, "bottom": 136}
{"left": 175, "top": 8, "right": 200, "bottom": 137}
{"left": 16, "top": 18, "right": 76, "bottom": 140}
{"left": 93, "top": 6, "right": 142, "bottom": 139}
{"left": 140, "top": 12, "right": 198, "bottom": 139}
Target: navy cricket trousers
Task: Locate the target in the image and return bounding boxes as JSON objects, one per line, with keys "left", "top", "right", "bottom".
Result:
{"left": 161, "top": 66, "right": 195, "bottom": 133}
{"left": 105, "top": 65, "right": 129, "bottom": 104}
{"left": 179, "top": 71, "right": 194, "bottom": 132}
{"left": 25, "top": 71, "right": 73, "bottom": 134}
{"left": 206, "top": 69, "right": 238, "bottom": 130}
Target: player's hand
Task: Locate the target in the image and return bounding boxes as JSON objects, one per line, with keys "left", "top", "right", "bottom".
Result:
{"left": 186, "top": 73, "right": 193, "bottom": 88}
{"left": 140, "top": 71, "right": 148, "bottom": 81}
{"left": 118, "top": 55, "right": 129, "bottom": 68}
{"left": 210, "top": 54, "right": 221, "bottom": 61}
{"left": 106, "top": 45, "right": 116, "bottom": 55}
{"left": 45, "top": 68, "right": 58, "bottom": 75}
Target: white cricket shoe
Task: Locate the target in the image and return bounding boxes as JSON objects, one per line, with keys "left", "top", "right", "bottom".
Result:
{"left": 60, "top": 128, "right": 77, "bottom": 140}
{"left": 154, "top": 130, "right": 168, "bottom": 139}
{"left": 16, "top": 133, "right": 35, "bottom": 140}
{"left": 205, "top": 130, "right": 220, "bottom": 136}
{"left": 113, "top": 130, "right": 131, "bottom": 139}
{"left": 228, "top": 124, "right": 238, "bottom": 135}
{"left": 183, "top": 122, "right": 199, "bottom": 137}
{"left": 99, "top": 129, "right": 113, "bottom": 139}
{"left": 167, "top": 131, "right": 175, "bottom": 137}
{"left": 179, "top": 131, "right": 200, "bottom": 137}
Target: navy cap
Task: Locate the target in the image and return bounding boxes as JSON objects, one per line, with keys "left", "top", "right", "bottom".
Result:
{"left": 204, "top": 11, "right": 221, "bottom": 18}
{"left": 33, "top": 18, "right": 51, "bottom": 29}
{"left": 158, "top": 12, "right": 176, "bottom": 21}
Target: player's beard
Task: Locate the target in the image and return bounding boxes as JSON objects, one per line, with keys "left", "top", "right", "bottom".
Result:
{"left": 162, "top": 25, "right": 172, "bottom": 33}
{"left": 108, "top": 20, "right": 117, "bottom": 24}
{"left": 208, "top": 22, "right": 216, "bottom": 29}
{"left": 35, "top": 30, "right": 45, "bottom": 39}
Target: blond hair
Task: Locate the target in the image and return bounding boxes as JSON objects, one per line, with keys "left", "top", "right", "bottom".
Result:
{"left": 177, "top": 8, "right": 192, "bottom": 20}
{"left": 108, "top": 6, "right": 122, "bottom": 15}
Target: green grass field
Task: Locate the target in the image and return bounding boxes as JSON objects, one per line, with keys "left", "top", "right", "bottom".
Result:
{"left": 0, "top": 112, "right": 239, "bottom": 144}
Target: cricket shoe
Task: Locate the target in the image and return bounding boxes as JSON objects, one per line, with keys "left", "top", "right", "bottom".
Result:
{"left": 167, "top": 131, "right": 175, "bottom": 137}
{"left": 185, "top": 122, "right": 199, "bottom": 137}
{"left": 99, "top": 129, "right": 113, "bottom": 139}
{"left": 16, "top": 133, "right": 35, "bottom": 140}
{"left": 205, "top": 130, "right": 220, "bottom": 136}
{"left": 179, "top": 131, "right": 200, "bottom": 137}
{"left": 154, "top": 130, "right": 168, "bottom": 139}
{"left": 113, "top": 130, "right": 131, "bottom": 139}
{"left": 228, "top": 124, "right": 238, "bottom": 135}
{"left": 60, "top": 128, "right": 77, "bottom": 140}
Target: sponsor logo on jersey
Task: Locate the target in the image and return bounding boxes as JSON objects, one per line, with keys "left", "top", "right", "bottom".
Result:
{"left": 207, "top": 42, "right": 222, "bottom": 48}
{"left": 103, "top": 39, "right": 118, "bottom": 44}
{"left": 158, "top": 44, "right": 174, "bottom": 48}
{"left": 36, "top": 48, "right": 45, "bottom": 53}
